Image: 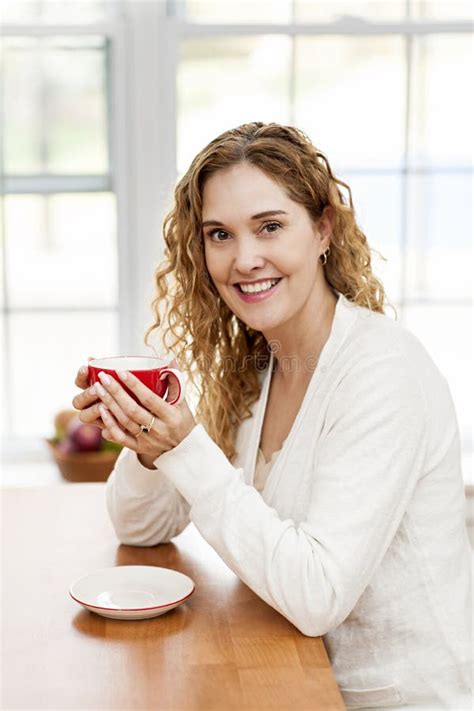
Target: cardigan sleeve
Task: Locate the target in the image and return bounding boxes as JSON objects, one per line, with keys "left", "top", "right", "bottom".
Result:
{"left": 154, "top": 354, "right": 429, "bottom": 636}
{"left": 105, "top": 446, "right": 190, "bottom": 545}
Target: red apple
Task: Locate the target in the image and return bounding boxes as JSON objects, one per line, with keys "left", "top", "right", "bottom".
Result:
{"left": 66, "top": 417, "right": 102, "bottom": 452}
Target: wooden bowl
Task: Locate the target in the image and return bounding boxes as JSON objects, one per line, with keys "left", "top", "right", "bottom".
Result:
{"left": 45, "top": 440, "right": 121, "bottom": 483}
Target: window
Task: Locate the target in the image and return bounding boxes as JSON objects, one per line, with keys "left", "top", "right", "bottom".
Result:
{"left": 1, "top": 2, "right": 121, "bottom": 448}
{"left": 175, "top": 0, "right": 473, "bottom": 482}
{"left": 2, "top": 0, "right": 472, "bottom": 485}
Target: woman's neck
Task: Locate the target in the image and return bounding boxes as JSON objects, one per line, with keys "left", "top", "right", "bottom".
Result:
{"left": 265, "top": 280, "right": 337, "bottom": 384}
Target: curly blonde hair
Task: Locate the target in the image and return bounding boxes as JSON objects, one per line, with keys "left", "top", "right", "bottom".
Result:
{"left": 145, "top": 122, "right": 388, "bottom": 461}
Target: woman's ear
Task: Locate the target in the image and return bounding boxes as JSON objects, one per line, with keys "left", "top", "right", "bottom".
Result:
{"left": 314, "top": 206, "right": 334, "bottom": 250}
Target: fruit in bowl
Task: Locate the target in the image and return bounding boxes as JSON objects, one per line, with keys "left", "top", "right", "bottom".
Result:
{"left": 66, "top": 418, "right": 103, "bottom": 452}
{"left": 54, "top": 409, "right": 77, "bottom": 439}
{"left": 47, "top": 409, "right": 123, "bottom": 482}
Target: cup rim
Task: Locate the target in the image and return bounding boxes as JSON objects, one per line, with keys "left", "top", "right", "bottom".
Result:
{"left": 89, "top": 356, "right": 170, "bottom": 371}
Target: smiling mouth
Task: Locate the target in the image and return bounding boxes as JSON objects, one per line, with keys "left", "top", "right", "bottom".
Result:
{"left": 234, "top": 278, "right": 282, "bottom": 294}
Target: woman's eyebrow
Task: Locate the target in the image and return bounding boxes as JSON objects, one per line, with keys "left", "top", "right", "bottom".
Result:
{"left": 202, "top": 210, "right": 288, "bottom": 228}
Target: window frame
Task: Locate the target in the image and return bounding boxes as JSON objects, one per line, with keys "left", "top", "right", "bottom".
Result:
{"left": 1, "top": 0, "right": 472, "bottom": 463}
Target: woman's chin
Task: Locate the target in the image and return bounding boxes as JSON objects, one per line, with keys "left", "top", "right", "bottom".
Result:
{"left": 220, "top": 288, "right": 287, "bottom": 334}
{"left": 239, "top": 312, "right": 284, "bottom": 334}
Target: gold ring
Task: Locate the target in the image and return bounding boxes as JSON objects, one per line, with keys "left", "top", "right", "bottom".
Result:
{"left": 139, "top": 415, "right": 155, "bottom": 435}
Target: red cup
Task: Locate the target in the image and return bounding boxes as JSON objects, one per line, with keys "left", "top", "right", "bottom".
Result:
{"left": 88, "top": 356, "right": 186, "bottom": 405}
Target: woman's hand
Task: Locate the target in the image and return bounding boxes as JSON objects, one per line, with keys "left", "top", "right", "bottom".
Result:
{"left": 87, "top": 369, "right": 197, "bottom": 462}
{"left": 73, "top": 358, "right": 104, "bottom": 430}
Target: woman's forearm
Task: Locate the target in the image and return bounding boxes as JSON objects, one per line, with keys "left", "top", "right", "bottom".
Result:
{"left": 106, "top": 447, "right": 190, "bottom": 545}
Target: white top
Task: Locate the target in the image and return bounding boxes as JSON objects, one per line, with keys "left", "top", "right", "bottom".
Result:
{"left": 105, "top": 292, "right": 472, "bottom": 710}
{"left": 254, "top": 447, "right": 281, "bottom": 492}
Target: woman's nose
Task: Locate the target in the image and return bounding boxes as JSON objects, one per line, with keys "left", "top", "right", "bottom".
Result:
{"left": 232, "top": 239, "right": 266, "bottom": 273}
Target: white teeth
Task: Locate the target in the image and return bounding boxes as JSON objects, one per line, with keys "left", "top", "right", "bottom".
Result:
{"left": 239, "top": 278, "right": 279, "bottom": 294}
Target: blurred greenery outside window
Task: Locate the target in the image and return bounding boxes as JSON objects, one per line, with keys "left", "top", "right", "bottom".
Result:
{"left": 1, "top": 1, "right": 472, "bottom": 484}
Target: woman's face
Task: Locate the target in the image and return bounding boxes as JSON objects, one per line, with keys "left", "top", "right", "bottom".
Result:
{"left": 201, "top": 162, "right": 331, "bottom": 334}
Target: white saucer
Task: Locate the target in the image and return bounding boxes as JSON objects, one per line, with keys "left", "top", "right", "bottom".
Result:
{"left": 69, "top": 565, "right": 195, "bottom": 620}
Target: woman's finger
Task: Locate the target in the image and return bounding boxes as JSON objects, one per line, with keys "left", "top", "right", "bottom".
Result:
{"left": 95, "top": 373, "right": 161, "bottom": 430}
{"left": 72, "top": 384, "right": 100, "bottom": 411}
{"left": 114, "top": 370, "right": 173, "bottom": 419}
{"left": 77, "top": 402, "right": 105, "bottom": 427}
{"left": 94, "top": 382, "right": 143, "bottom": 436}
{"left": 74, "top": 365, "right": 91, "bottom": 390}
{"left": 99, "top": 406, "right": 138, "bottom": 450}
{"left": 74, "top": 357, "right": 96, "bottom": 389}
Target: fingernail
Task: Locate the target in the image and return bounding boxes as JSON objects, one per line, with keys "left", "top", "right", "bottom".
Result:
{"left": 99, "top": 405, "right": 109, "bottom": 418}
{"left": 117, "top": 370, "right": 128, "bottom": 381}
{"left": 89, "top": 385, "right": 97, "bottom": 396}
{"left": 95, "top": 383, "right": 106, "bottom": 397}
{"left": 80, "top": 366, "right": 88, "bottom": 375}
{"left": 98, "top": 372, "right": 111, "bottom": 385}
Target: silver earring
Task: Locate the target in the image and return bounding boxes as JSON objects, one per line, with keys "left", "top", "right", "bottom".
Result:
{"left": 320, "top": 247, "right": 330, "bottom": 266}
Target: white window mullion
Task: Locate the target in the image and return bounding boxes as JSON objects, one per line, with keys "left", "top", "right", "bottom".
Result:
{"left": 0, "top": 23, "right": 119, "bottom": 37}
{"left": 177, "top": 19, "right": 474, "bottom": 38}
{"left": 3, "top": 175, "right": 111, "bottom": 193}
{"left": 398, "top": 29, "right": 414, "bottom": 318}
{"left": 113, "top": 1, "right": 178, "bottom": 356}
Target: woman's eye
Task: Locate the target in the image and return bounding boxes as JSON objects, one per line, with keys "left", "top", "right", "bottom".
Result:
{"left": 262, "top": 222, "right": 281, "bottom": 234}
{"left": 209, "top": 229, "right": 230, "bottom": 242}
{"left": 207, "top": 222, "right": 281, "bottom": 243}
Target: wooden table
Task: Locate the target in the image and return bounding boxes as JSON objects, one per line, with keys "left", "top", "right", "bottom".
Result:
{"left": 1, "top": 484, "right": 345, "bottom": 710}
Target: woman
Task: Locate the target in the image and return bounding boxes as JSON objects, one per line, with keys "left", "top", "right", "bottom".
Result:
{"left": 73, "top": 123, "right": 472, "bottom": 710}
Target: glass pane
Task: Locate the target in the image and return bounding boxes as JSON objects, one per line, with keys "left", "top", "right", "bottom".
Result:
{"left": 2, "top": 0, "right": 112, "bottom": 24}
{"left": 411, "top": 1, "right": 473, "bottom": 19}
{"left": 4, "top": 36, "right": 109, "bottom": 175}
{"left": 294, "top": 36, "right": 406, "bottom": 170}
{"left": 185, "top": 0, "right": 292, "bottom": 23}
{"left": 405, "top": 173, "right": 472, "bottom": 301}
{"left": 409, "top": 35, "right": 473, "bottom": 168}
{"left": 343, "top": 172, "right": 403, "bottom": 304}
{"left": 7, "top": 311, "right": 119, "bottom": 438}
{"left": 0, "top": 197, "right": 5, "bottom": 312}
{"left": 401, "top": 305, "right": 472, "bottom": 480}
{"left": 295, "top": 0, "right": 406, "bottom": 21}
{"left": 178, "top": 36, "right": 291, "bottom": 175}
{"left": 4, "top": 193, "right": 118, "bottom": 308}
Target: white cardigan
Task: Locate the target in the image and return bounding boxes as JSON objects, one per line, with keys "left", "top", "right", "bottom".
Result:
{"left": 106, "top": 292, "right": 472, "bottom": 710}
